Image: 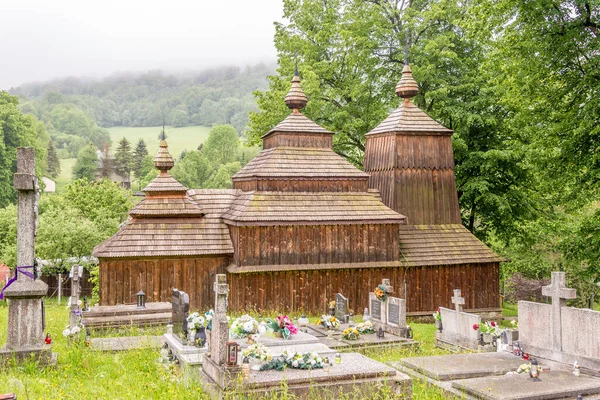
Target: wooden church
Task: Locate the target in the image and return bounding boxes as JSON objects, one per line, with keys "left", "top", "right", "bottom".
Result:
{"left": 93, "top": 66, "right": 504, "bottom": 315}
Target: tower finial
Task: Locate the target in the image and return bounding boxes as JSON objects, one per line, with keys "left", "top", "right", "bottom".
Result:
{"left": 154, "top": 130, "right": 174, "bottom": 172}
{"left": 285, "top": 64, "right": 308, "bottom": 111}
{"left": 395, "top": 64, "right": 419, "bottom": 99}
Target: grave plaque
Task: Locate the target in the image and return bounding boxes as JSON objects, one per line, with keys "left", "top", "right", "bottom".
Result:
{"left": 369, "top": 292, "right": 386, "bottom": 324}
{"left": 335, "top": 293, "right": 348, "bottom": 322}
{"left": 171, "top": 288, "right": 190, "bottom": 342}
{"left": 387, "top": 297, "right": 405, "bottom": 328}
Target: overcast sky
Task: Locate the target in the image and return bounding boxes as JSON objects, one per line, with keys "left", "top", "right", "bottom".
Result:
{"left": 0, "top": 0, "right": 283, "bottom": 89}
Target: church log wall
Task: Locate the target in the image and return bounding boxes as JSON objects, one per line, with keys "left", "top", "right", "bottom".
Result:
{"left": 98, "top": 256, "right": 230, "bottom": 310}
{"left": 227, "top": 262, "right": 500, "bottom": 315}
{"left": 231, "top": 224, "right": 400, "bottom": 267}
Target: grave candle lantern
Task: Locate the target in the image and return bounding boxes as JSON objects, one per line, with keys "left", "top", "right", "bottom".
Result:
{"left": 136, "top": 291, "right": 146, "bottom": 309}
{"left": 376, "top": 326, "right": 384, "bottom": 339}
{"left": 226, "top": 341, "right": 240, "bottom": 366}
{"left": 529, "top": 359, "right": 541, "bottom": 382}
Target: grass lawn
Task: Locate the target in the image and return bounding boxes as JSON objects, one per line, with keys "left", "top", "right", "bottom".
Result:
{"left": 108, "top": 125, "right": 212, "bottom": 159}
{"left": 0, "top": 300, "right": 457, "bottom": 399}
{"left": 54, "top": 158, "right": 76, "bottom": 193}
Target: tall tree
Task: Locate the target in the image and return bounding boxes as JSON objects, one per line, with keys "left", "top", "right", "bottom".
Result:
{"left": 72, "top": 143, "right": 98, "bottom": 181}
{"left": 248, "top": 0, "right": 536, "bottom": 243}
{"left": 114, "top": 137, "right": 133, "bottom": 182}
{"left": 132, "top": 139, "right": 149, "bottom": 180}
{"left": 46, "top": 140, "right": 61, "bottom": 178}
{"left": 0, "top": 91, "right": 49, "bottom": 207}
{"left": 202, "top": 124, "right": 240, "bottom": 165}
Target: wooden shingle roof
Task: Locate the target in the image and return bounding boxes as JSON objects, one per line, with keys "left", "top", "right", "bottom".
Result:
{"left": 221, "top": 191, "right": 406, "bottom": 225}
{"left": 398, "top": 224, "right": 507, "bottom": 266}
{"left": 92, "top": 217, "right": 233, "bottom": 258}
{"left": 129, "top": 195, "right": 205, "bottom": 217}
{"left": 367, "top": 100, "right": 453, "bottom": 136}
{"left": 188, "top": 189, "right": 241, "bottom": 217}
{"left": 233, "top": 147, "right": 369, "bottom": 180}
{"left": 142, "top": 172, "right": 188, "bottom": 192}
{"left": 93, "top": 139, "right": 234, "bottom": 259}
{"left": 263, "top": 111, "right": 333, "bottom": 138}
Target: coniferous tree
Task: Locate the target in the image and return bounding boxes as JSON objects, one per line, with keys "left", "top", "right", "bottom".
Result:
{"left": 114, "top": 137, "right": 133, "bottom": 182}
{"left": 132, "top": 138, "right": 149, "bottom": 180}
{"left": 98, "top": 143, "right": 113, "bottom": 179}
{"left": 46, "top": 140, "right": 61, "bottom": 178}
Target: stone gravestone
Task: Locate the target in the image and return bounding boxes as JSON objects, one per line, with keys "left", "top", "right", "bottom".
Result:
{"left": 171, "top": 288, "right": 190, "bottom": 343}
{"left": 69, "top": 265, "right": 83, "bottom": 330}
{"left": 202, "top": 274, "right": 237, "bottom": 389}
{"left": 335, "top": 293, "right": 348, "bottom": 322}
{"left": 437, "top": 289, "right": 481, "bottom": 350}
{"left": 386, "top": 296, "right": 407, "bottom": 335}
{"left": 520, "top": 271, "right": 600, "bottom": 371}
{"left": 369, "top": 278, "right": 393, "bottom": 325}
{"left": 0, "top": 148, "right": 52, "bottom": 365}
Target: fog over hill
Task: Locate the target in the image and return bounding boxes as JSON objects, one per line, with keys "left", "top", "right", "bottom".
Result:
{"left": 0, "top": 0, "right": 282, "bottom": 89}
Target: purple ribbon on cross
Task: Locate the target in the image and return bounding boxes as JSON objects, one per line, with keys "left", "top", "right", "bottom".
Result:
{"left": 0, "top": 266, "right": 35, "bottom": 300}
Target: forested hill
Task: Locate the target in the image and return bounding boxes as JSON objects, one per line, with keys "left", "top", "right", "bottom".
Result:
{"left": 12, "top": 63, "right": 274, "bottom": 132}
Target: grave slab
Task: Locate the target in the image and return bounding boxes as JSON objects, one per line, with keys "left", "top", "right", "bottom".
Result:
{"left": 304, "top": 324, "right": 416, "bottom": 350}
{"left": 452, "top": 370, "right": 600, "bottom": 400}
{"left": 91, "top": 335, "right": 163, "bottom": 351}
{"left": 397, "top": 352, "right": 530, "bottom": 381}
{"left": 202, "top": 352, "right": 413, "bottom": 399}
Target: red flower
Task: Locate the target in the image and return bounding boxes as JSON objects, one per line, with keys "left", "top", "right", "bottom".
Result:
{"left": 437, "top": 307, "right": 441, "bottom": 313}
{"left": 472, "top": 324, "right": 479, "bottom": 331}
{"left": 491, "top": 321, "right": 497, "bottom": 327}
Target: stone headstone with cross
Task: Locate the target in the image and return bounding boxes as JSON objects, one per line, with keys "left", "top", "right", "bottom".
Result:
{"left": 69, "top": 265, "right": 83, "bottom": 330}
{"left": 369, "top": 278, "right": 394, "bottom": 324}
{"left": 541, "top": 271, "right": 576, "bottom": 352}
{"left": 437, "top": 289, "right": 481, "bottom": 350}
{"left": 0, "top": 148, "right": 52, "bottom": 365}
{"left": 518, "top": 271, "right": 600, "bottom": 370}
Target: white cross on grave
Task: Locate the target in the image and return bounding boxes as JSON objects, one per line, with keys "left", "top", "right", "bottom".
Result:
{"left": 452, "top": 289, "right": 465, "bottom": 313}
{"left": 210, "top": 274, "right": 230, "bottom": 366}
{"left": 542, "top": 271, "right": 576, "bottom": 352}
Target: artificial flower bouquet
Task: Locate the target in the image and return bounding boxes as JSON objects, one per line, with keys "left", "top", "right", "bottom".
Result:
{"left": 317, "top": 315, "right": 340, "bottom": 329}
{"left": 266, "top": 315, "right": 298, "bottom": 339}
{"left": 356, "top": 320, "right": 375, "bottom": 334}
{"left": 432, "top": 307, "right": 442, "bottom": 321}
{"left": 342, "top": 327, "right": 360, "bottom": 340}
{"left": 230, "top": 314, "right": 260, "bottom": 338}
{"left": 205, "top": 309, "right": 214, "bottom": 330}
{"left": 187, "top": 312, "right": 207, "bottom": 330}
{"left": 373, "top": 284, "right": 389, "bottom": 301}
{"left": 242, "top": 343, "right": 273, "bottom": 362}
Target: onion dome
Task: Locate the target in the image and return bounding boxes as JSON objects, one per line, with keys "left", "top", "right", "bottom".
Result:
{"left": 395, "top": 63, "right": 419, "bottom": 99}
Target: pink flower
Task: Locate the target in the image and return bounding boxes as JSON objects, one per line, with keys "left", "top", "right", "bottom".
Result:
{"left": 490, "top": 321, "right": 497, "bottom": 327}
{"left": 437, "top": 307, "right": 441, "bottom": 313}
{"left": 473, "top": 324, "right": 479, "bottom": 331}
{"left": 287, "top": 323, "right": 298, "bottom": 335}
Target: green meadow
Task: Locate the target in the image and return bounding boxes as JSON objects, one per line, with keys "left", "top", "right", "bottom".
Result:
{"left": 107, "top": 125, "right": 212, "bottom": 159}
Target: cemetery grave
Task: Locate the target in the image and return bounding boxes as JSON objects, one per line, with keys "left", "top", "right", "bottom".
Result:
{"left": 395, "top": 272, "right": 600, "bottom": 400}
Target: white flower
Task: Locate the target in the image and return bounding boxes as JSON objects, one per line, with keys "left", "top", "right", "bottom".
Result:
{"left": 258, "top": 324, "right": 266, "bottom": 335}
{"left": 310, "top": 360, "right": 316, "bottom": 365}
{"left": 292, "top": 360, "right": 299, "bottom": 368}
{"left": 243, "top": 321, "right": 255, "bottom": 333}
{"left": 77, "top": 300, "right": 83, "bottom": 307}
{"left": 71, "top": 326, "right": 81, "bottom": 335}
{"left": 62, "top": 328, "right": 71, "bottom": 337}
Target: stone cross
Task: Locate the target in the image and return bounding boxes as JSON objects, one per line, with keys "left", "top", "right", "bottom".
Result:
{"left": 542, "top": 271, "right": 576, "bottom": 352}
{"left": 1, "top": 148, "right": 48, "bottom": 354}
{"left": 210, "top": 274, "right": 229, "bottom": 366}
{"left": 69, "top": 265, "right": 83, "bottom": 329}
{"left": 452, "top": 289, "right": 465, "bottom": 313}
{"left": 381, "top": 278, "right": 394, "bottom": 294}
